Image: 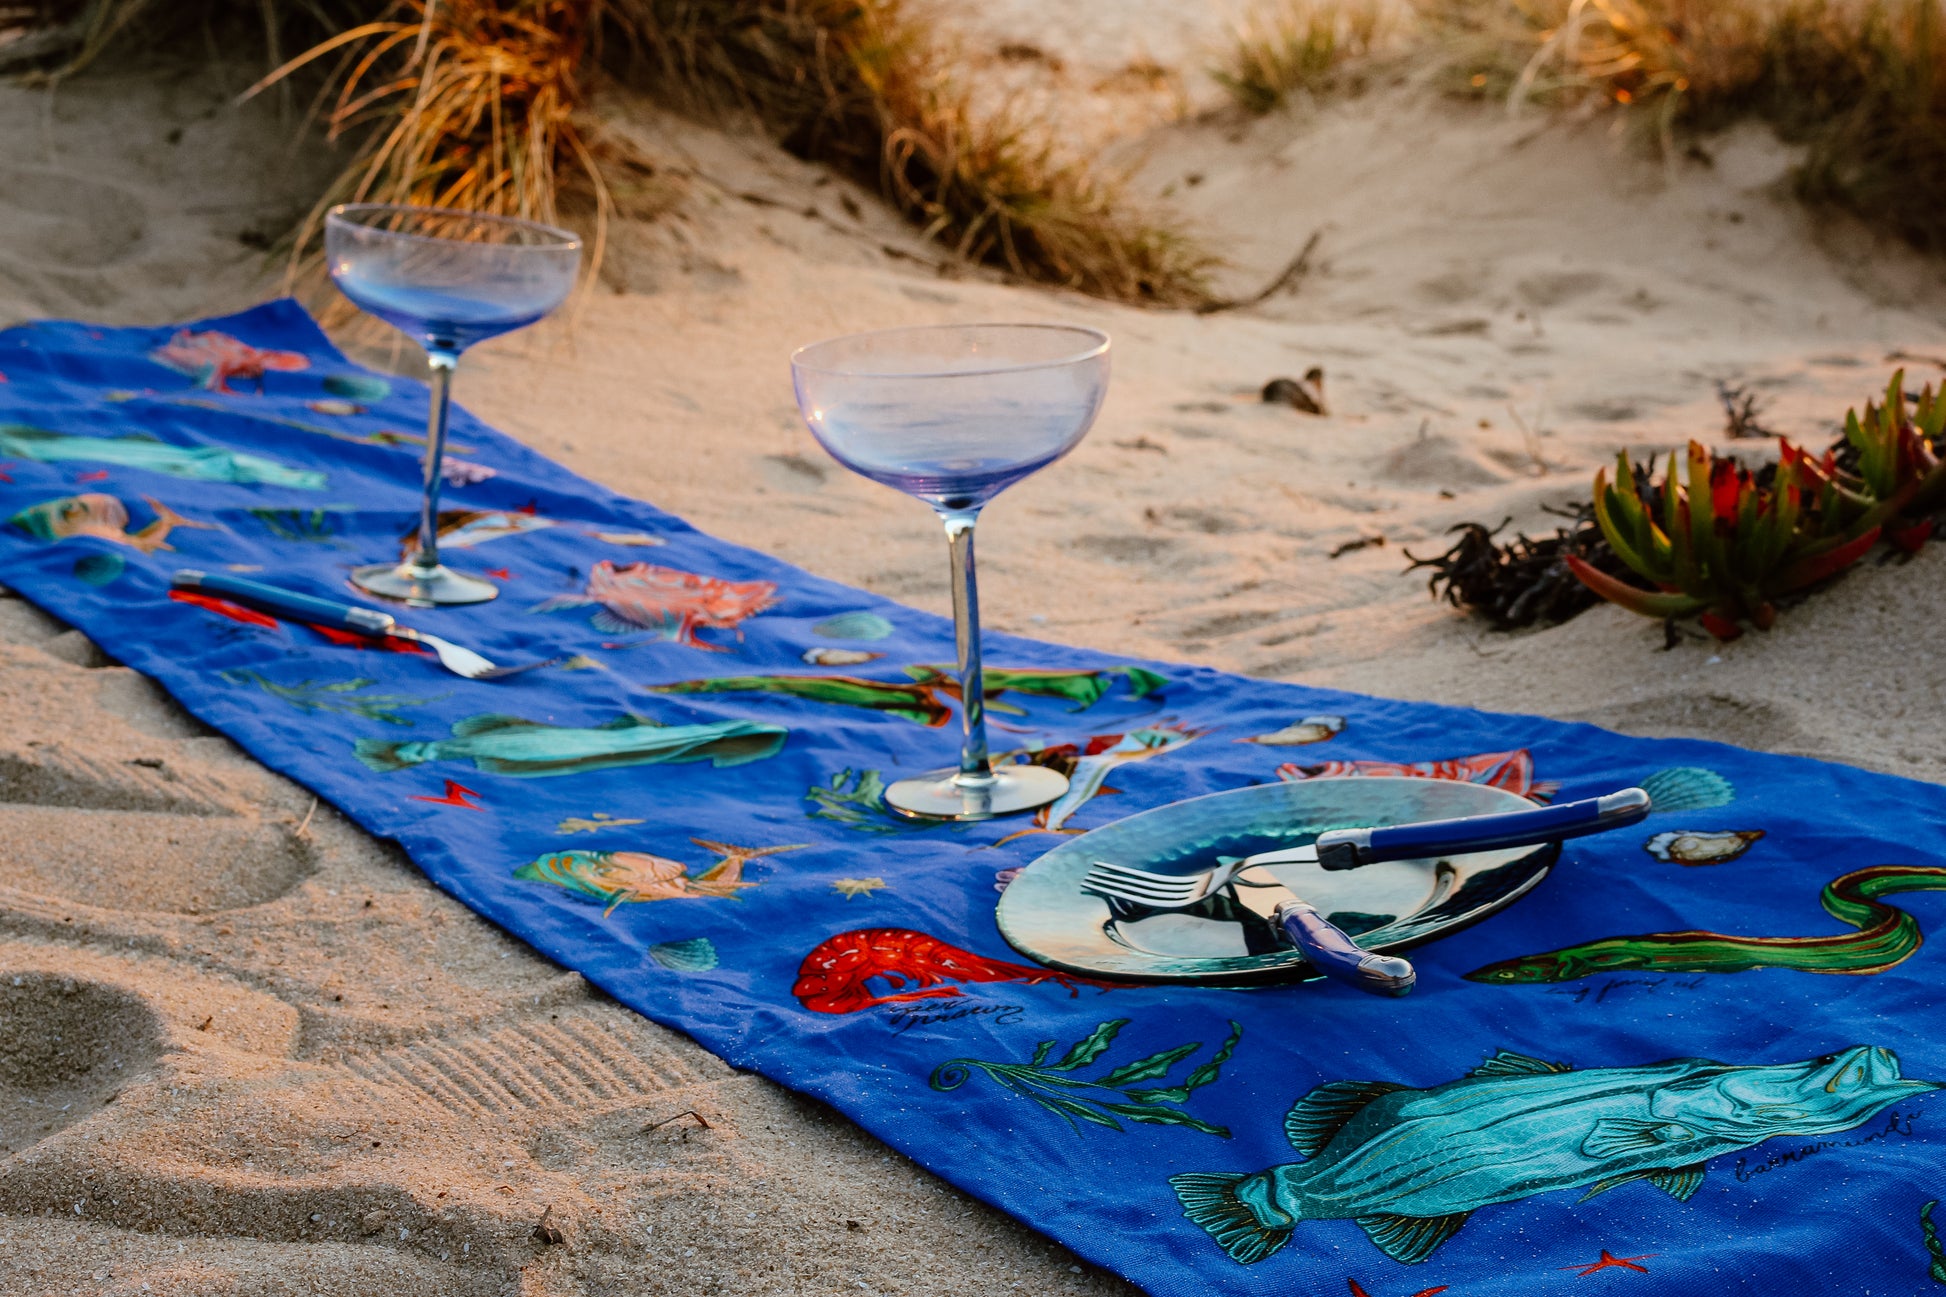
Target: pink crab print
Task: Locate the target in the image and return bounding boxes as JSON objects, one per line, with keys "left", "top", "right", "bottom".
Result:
{"left": 150, "top": 329, "right": 310, "bottom": 394}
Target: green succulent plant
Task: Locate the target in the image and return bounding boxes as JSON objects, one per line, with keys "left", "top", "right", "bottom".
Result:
{"left": 1570, "top": 370, "right": 1946, "bottom": 641}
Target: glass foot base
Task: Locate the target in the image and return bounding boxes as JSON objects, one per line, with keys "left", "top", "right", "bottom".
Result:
{"left": 351, "top": 561, "right": 499, "bottom": 607}
{"left": 886, "top": 765, "right": 1069, "bottom": 822}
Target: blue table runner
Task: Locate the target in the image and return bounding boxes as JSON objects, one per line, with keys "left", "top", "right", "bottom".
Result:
{"left": 1, "top": 300, "right": 1942, "bottom": 1296}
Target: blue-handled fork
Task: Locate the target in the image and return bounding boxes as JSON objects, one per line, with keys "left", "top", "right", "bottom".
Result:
{"left": 172, "top": 570, "right": 558, "bottom": 680}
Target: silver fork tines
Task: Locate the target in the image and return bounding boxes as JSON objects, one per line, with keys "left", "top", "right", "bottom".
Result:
{"left": 1082, "top": 858, "right": 1248, "bottom": 909}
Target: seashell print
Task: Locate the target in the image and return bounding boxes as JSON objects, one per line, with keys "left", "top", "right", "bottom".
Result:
{"left": 812, "top": 611, "right": 894, "bottom": 641}
{"left": 802, "top": 647, "right": 884, "bottom": 666}
{"left": 1240, "top": 715, "right": 1345, "bottom": 746}
{"left": 649, "top": 938, "right": 719, "bottom": 972}
{"left": 1645, "top": 829, "right": 1765, "bottom": 865}
{"left": 306, "top": 399, "right": 365, "bottom": 416}
{"left": 1640, "top": 767, "right": 1735, "bottom": 813}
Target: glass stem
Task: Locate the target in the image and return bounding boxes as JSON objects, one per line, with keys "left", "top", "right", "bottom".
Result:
{"left": 407, "top": 347, "right": 459, "bottom": 575}
{"left": 942, "top": 509, "right": 993, "bottom": 788}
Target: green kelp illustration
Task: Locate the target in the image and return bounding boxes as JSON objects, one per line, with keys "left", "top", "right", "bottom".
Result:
{"left": 356, "top": 713, "right": 788, "bottom": 777}
{"left": 1924, "top": 1198, "right": 1946, "bottom": 1283}
{"left": 248, "top": 507, "right": 358, "bottom": 544}
{"left": 647, "top": 664, "right": 1169, "bottom": 728}
{"left": 1466, "top": 864, "right": 1946, "bottom": 983}
{"left": 930, "top": 1018, "right": 1242, "bottom": 1138}
{"left": 0, "top": 424, "right": 326, "bottom": 488}
{"left": 806, "top": 767, "right": 949, "bottom": 833}
{"left": 221, "top": 670, "right": 438, "bottom": 726}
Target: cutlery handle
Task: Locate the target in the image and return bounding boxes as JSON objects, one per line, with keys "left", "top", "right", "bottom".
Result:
{"left": 172, "top": 570, "right": 396, "bottom": 636}
{"left": 1273, "top": 900, "right": 1415, "bottom": 997}
{"left": 1313, "top": 787, "right": 1651, "bottom": 871}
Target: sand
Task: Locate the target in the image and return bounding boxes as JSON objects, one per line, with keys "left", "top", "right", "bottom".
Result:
{"left": 2, "top": 17, "right": 1945, "bottom": 1296}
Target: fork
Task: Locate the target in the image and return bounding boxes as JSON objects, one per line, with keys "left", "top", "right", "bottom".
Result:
{"left": 1080, "top": 788, "right": 1651, "bottom": 909}
{"left": 1081, "top": 858, "right": 1414, "bottom": 996}
{"left": 172, "top": 570, "right": 546, "bottom": 681}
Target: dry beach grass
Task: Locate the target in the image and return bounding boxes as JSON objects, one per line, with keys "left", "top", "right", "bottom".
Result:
{"left": 2, "top": 2, "right": 1946, "bottom": 1294}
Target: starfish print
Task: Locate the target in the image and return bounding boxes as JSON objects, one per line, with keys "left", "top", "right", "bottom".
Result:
{"left": 1560, "top": 1250, "right": 1655, "bottom": 1276}
{"left": 408, "top": 779, "right": 485, "bottom": 811}
{"left": 486, "top": 567, "right": 513, "bottom": 580}
{"left": 832, "top": 877, "right": 887, "bottom": 900}
{"left": 1348, "top": 1280, "right": 1448, "bottom": 1297}
{"left": 75, "top": 469, "right": 109, "bottom": 483}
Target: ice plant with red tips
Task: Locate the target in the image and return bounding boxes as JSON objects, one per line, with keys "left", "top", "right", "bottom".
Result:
{"left": 1569, "top": 437, "right": 1882, "bottom": 641}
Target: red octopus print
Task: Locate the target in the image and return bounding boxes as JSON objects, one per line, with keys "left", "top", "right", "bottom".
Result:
{"left": 1276, "top": 748, "right": 1559, "bottom": 803}
{"left": 150, "top": 329, "right": 309, "bottom": 394}
{"left": 793, "top": 928, "right": 1119, "bottom": 1015}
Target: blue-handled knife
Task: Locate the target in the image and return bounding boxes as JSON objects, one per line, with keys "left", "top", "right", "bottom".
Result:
{"left": 1243, "top": 787, "right": 1651, "bottom": 872}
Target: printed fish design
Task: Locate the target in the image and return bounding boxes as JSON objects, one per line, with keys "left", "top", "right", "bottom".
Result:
{"left": 402, "top": 507, "right": 555, "bottom": 557}
{"left": 1466, "top": 864, "right": 1946, "bottom": 983}
{"left": 1041, "top": 723, "right": 1203, "bottom": 832}
{"left": 793, "top": 927, "right": 1118, "bottom": 1014}
{"left": 1645, "top": 829, "right": 1765, "bottom": 865}
{"left": 1240, "top": 715, "right": 1345, "bottom": 746}
{"left": 354, "top": 712, "right": 788, "bottom": 777}
{"left": 150, "top": 328, "right": 309, "bottom": 393}
{"left": 514, "top": 838, "right": 805, "bottom": 915}
{"left": 1278, "top": 749, "right": 1561, "bottom": 802}
{"left": 1172, "top": 1045, "right": 1934, "bottom": 1267}
{"left": 649, "top": 937, "right": 720, "bottom": 971}
{"left": 533, "top": 560, "right": 779, "bottom": 650}
{"left": 10, "top": 493, "right": 200, "bottom": 553}
{"left": 0, "top": 425, "right": 325, "bottom": 488}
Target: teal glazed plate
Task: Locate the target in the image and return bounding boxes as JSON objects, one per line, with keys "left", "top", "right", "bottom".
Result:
{"left": 996, "top": 776, "right": 1560, "bottom": 985}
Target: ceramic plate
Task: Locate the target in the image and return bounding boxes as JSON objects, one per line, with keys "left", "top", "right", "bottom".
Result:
{"left": 996, "top": 776, "right": 1559, "bottom": 985}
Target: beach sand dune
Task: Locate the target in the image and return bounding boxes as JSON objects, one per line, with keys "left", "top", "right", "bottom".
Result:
{"left": 1, "top": 18, "right": 1943, "bottom": 1294}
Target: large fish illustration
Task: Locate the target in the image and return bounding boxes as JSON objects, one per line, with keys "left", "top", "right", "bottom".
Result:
{"left": 1172, "top": 1045, "right": 1933, "bottom": 1267}
{"left": 354, "top": 713, "right": 787, "bottom": 777}
{"left": 0, "top": 425, "right": 325, "bottom": 488}
{"left": 532, "top": 559, "right": 779, "bottom": 650}
{"left": 515, "top": 838, "right": 806, "bottom": 915}
{"left": 1277, "top": 749, "right": 1561, "bottom": 802}
{"left": 9, "top": 493, "right": 204, "bottom": 553}
{"left": 1041, "top": 723, "right": 1203, "bottom": 831}
{"left": 149, "top": 328, "right": 310, "bottom": 393}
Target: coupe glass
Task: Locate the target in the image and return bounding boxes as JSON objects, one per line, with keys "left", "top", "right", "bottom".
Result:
{"left": 792, "top": 324, "right": 1111, "bottom": 820}
{"left": 325, "top": 203, "right": 581, "bottom": 605}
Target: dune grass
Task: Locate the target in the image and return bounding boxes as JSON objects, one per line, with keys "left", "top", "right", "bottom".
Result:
{"left": 1425, "top": 0, "right": 1946, "bottom": 250}
{"left": 7, "top": 0, "right": 1213, "bottom": 307}
{"left": 611, "top": 0, "right": 1214, "bottom": 305}
{"left": 1213, "top": 0, "right": 1397, "bottom": 114}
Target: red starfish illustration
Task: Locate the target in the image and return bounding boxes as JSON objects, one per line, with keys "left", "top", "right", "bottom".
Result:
{"left": 408, "top": 780, "right": 485, "bottom": 811}
{"left": 0, "top": 462, "right": 14, "bottom": 482}
{"left": 1560, "top": 1250, "right": 1655, "bottom": 1276}
{"left": 485, "top": 567, "right": 514, "bottom": 580}
{"left": 75, "top": 469, "right": 110, "bottom": 483}
{"left": 1349, "top": 1281, "right": 1448, "bottom": 1297}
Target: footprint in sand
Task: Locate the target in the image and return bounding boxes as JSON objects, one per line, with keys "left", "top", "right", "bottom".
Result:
{"left": 0, "top": 804, "right": 315, "bottom": 914}
{"left": 0, "top": 973, "right": 159, "bottom": 1157}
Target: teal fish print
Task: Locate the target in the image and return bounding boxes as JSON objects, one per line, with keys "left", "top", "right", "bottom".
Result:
{"left": 355, "top": 713, "right": 787, "bottom": 777}
{"left": 1172, "top": 1045, "right": 1932, "bottom": 1267}
{"left": 0, "top": 424, "right": 324, "bottom": 489}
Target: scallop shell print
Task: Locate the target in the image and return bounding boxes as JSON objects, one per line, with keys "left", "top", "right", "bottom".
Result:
{"left": 1640, "top": 767, "right": 1734, "bottom": 813}
{"left": 649, "top": 938, "right": 720, "bottom": 972}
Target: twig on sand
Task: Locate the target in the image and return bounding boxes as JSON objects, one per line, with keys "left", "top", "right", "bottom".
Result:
{"left": 644, "top": 1109, "right": 712, "bottom": 1134}
{"left": 295, "top": 796, "right": 319, "bottom": 839}
{"left": 1329, "top": 534, "right": 1386, "bottom": 558}
{"left": 1196, "top": 229, "right": 1324, "bottom": 316}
